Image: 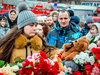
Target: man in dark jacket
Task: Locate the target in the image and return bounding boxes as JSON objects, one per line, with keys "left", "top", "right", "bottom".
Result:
{"left": 81, "top": 16, "right": 94, "bottom": 36}
{"left": 47, "top": 10, "right": 82, "bottom": 49}
{"left": 8, "top": 9, "right": 18, "bottom": 28}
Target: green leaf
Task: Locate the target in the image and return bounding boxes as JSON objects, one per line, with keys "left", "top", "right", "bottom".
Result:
{"left": 89, "top": 37, "right": 95, "bottom": 44}
{"left": 21, "top": 59, "right": 25, "bottom": 62}
{"left": 9, "top": 63, "right": 17, "bottom": 67}
{"left": 14, "top": 57, "right": 22, "bottom": 63}
{"left": 25, "top": 65, "right": 32, "bottom": 68}
{"left": 89, "top": 52, "right": 93, "bottom": 56}
{"left": 94, "top": 55, "right": 96, "bottom": 58}
{"left": 0, "top": 60, "right": 5, "bottom": 67}
{"left": 81, "top": 66, "right": 85, "bottom": 69}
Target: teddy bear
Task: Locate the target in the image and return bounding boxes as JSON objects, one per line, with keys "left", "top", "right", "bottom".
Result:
{"left": 60, "top": 36, "right": 89, "bottom": 61}
{"left": 51, "top": 54, "right": 64, "bottom": 71}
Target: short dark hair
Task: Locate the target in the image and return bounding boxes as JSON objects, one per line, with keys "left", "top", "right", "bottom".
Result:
{"left": 58, "top": 9, "right": 70, "bottom": 17}
{"left": 0, "top": 15, "right": 7, "bottom": 21}
{"left": 90, "top": 25, "right": 98, "bottom": 30}
{"left": 10, "top": 9, "right": 16, "bottom": 14}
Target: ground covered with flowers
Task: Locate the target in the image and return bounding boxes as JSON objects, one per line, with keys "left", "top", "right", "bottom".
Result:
{"left": 1, "top": 39, "right": 100, "bottom": 75}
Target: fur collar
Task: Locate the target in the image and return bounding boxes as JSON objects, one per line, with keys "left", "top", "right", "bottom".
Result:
{"left": 15, "top": 34, "right": 43, "bottom": 50}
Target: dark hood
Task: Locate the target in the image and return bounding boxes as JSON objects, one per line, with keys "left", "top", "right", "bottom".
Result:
{"left": 70, "top": 16, "right": 80, "bottom": 24}
{"left": 84, "top": 23, "right": 90, "bottom": 29}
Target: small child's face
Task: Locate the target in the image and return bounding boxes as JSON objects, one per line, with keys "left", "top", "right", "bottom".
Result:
{"left": 87, "top": 22, "right": 93, "bottom": 28}
{"left": 0, "top": 19, "right": 6, "bottom": 27}
{"left": 90, "top": 26, "right": 98, "bottom": 35}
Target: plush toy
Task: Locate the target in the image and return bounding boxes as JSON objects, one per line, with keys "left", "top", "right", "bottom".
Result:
{"left": 63, "top": 61, "right": 79, "bottom": 75}
{"left": 51, "top": 54, "right": 64, "bottom": 71}
{"left": 60, "top": 36, "right": 89, "bottom": 61}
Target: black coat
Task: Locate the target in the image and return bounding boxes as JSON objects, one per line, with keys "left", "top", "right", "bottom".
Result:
{"left": 8, "top": 17, "right": 18, "bottom": 28}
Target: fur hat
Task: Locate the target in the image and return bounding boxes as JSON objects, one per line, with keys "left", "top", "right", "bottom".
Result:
{"left": 17, "top": 2, "right": 38, "bottom": 29}
{"left": 50, "top": 11, "right": 58, "bottom": 17}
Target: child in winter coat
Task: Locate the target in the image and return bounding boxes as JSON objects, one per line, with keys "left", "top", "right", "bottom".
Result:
{"left": 81, "top": 16, "right": 94, "bottom": 36}
{"left": 0, "top": 15, "right": 10, "bottom": 39}
{"left": 86, "top": 23, "right": 100, "bottom": 42}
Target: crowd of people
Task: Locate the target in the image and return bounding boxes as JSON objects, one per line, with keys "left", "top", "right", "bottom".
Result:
{"left": 0, "top": 1, "right": 100, "bottom": 75}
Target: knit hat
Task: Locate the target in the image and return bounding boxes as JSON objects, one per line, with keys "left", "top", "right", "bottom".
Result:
{"left": 67, "top": 10, "right": 74, "bottom": 16}
{"left": 3, "top": 12, "right": 9, "bottom": 18}
{"left": 37, "top": 16, "right": 44, "bottom": 22}
{"left": 86, "top": 16, "right": 93, "bottom": 24}
{"left": 17, "top": 2, "right": 38, "bottom": 29}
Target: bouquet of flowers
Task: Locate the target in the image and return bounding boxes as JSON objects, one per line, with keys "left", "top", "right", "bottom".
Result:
{"left": 73, "top": 52, "right": 95, "bottom": 66}
{"left": 18, "top": 51, "right": 61, "bottom": 75}
{"left": 0, "top": 64, "right": 19, "bottom": 75}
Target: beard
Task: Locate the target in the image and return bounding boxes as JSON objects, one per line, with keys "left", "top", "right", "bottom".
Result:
{"left": 48, "top": 23, "right": 53, "bottom": 27}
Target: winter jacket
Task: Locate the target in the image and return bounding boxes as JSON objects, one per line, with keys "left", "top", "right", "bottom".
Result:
{"left": 47, "top": 21, "right": 82, "bottom": 49}
{"left": 81, "top": 23, "right": 90, "bottom": 36}
{"left": 70, "top": 16, "right": 80, "bottom": 24}
{"left": 10, "top": 34, "right": 61, "bottom": 63}
{"left": 0, "top": 24, "right": 10, "bottom": 39}
{"left": 8, "top": 17, "right": 18, "bottom": 28}
{"left": 86, "top": 23, "right": 100, "bottom": 42}
{"left": 70, "top": 16, "right": 80, "bottom": 30}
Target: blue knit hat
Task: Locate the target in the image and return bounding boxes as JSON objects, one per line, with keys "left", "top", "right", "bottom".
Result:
{"left": 86, "top": 16, "right": 93, "bottom": 24}
{"left": 3, "top": 12, "right": 9, "bottom": 18}
{"left": 17, "top": 2, "right": 38, "bottom": 29}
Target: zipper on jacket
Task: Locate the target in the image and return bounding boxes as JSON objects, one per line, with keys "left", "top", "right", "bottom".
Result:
{"left": 25, "top": 45, "right": 28, "bottom": 58}
{"left": 30, "top": 46, "right": 32, "bottom": 56}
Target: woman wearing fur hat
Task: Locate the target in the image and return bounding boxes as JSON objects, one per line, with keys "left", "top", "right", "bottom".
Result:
{"left": 0, "top": 2, "right": 61, "bottom": 63}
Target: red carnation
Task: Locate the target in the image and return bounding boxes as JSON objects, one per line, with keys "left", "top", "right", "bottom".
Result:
{"left": 0, "top": 73, "right": 4, "bottom": 75}
{"left": 22, "top": 59, "right": 30, "bottom": 66}
{"left": 73, "top": 71, "right": 82, "bottom": 75}
{"left": 40, "top": 51, "right": 48, "bottom": 59}
{"left": 93, "top": 62, "right": 100, "bottom": 69}
{"left": 34, "top": 67, "right": 39, "bottom": 75}
{"left": 54, "top": 61, "right": 59, "bottom": 69}
{"left": 84, "top": 62, "right": 91, "bottom": 66}
{"left": 92, "top": 48, "right": 100, "bottom": 60}
{"left": 18, "top": 69, "right": 23, "bottom": 74}
{"left": 85, "top": 65, "right": 92, "bottom": 74}
{"left": 86, "top": 65, "right": 92, "bottom": 70}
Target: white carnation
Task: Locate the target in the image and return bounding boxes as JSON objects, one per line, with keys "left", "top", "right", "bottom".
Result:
{"left": 88, "top": 56, "right": 95, "bottom": 65}
{"left": 11, "top": 65, "right": 19, "bottom": 72}
{"left": 88, "top": 43, "right": 97, "bottom": 51}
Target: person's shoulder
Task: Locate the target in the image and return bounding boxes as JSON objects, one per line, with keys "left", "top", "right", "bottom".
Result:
{"left": 81, "top": 27, "right": 85, "bottom": 31}
{"left": 48, "top": 29, "right": 57, "bottom": 34}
